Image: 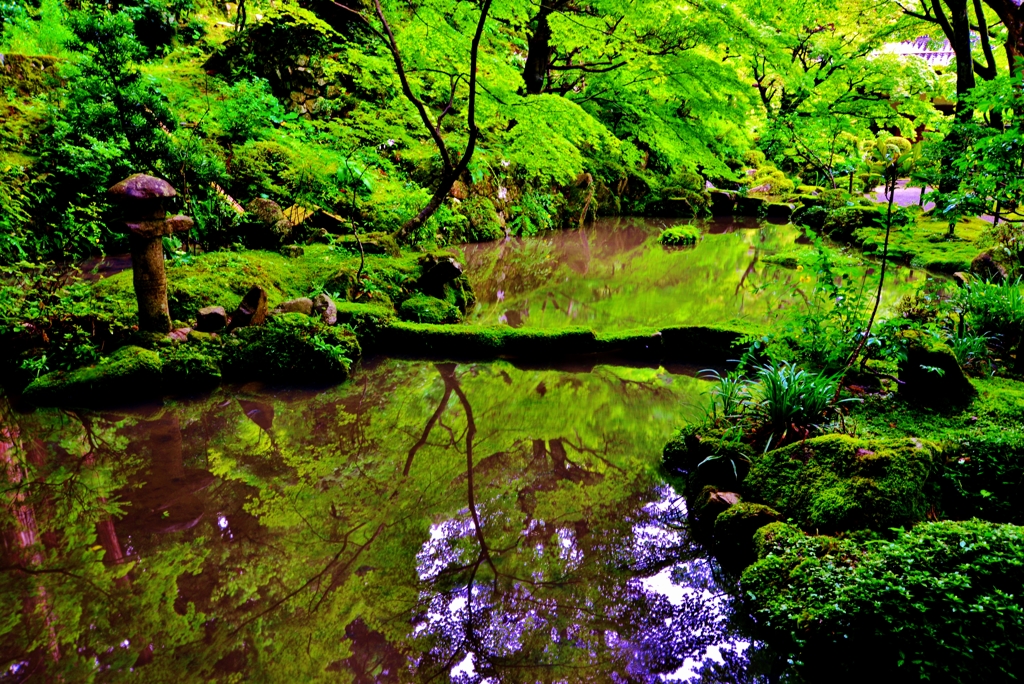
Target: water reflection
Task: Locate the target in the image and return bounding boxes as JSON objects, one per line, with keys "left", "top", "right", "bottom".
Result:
{"left": 464, "top": 216, "right": 924, "bottom": 331}
{"left": 0, "top": 360, "right": 758, "bottom": 682}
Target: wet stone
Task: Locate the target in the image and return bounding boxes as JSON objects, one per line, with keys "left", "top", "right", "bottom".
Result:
{"left": 273, "top": 297, "right": 314, "bottom": 316}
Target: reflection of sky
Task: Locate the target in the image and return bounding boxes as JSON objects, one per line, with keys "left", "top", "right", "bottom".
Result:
{"left": 413, "top": 486, "right": 752, "bottom": 682}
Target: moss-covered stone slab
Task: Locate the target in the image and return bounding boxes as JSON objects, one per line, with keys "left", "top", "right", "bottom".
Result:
{"left": 743, "top": 434, "right": 939, "bottom": 533}
{"left": 24, "top": 346, "right": 163, "bottom": 407}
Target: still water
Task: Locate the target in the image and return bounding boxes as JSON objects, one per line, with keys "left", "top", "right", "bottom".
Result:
{"left": 464, "top": 216, "right": 925, "bottom": 329}
{"left": 4, "top": 217, "right": 933, "bottom": 681}
{"left": 1, "top": 359, "right": 753, "bottom": 682}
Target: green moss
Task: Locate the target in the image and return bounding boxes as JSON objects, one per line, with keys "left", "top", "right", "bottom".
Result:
{"left": 853, "top": 217, "right": 990, "bottom": 273}
{"left": 222, "top": 313, "right": 360, "bottom": 384}
{"left": 743, "top": 434, "right": 939, "bottom": 532}
{"left": 379, "top": 322, "right": 599, "bottom": 359}
{"left": 334, "top": 302, "right": 396, "bottom": 348}
{"left": 161, "top": 343, "right": 223, "bottom": 394}
{"left": 658, "top": 225, "right": 701, "bottom": 246}
{"left": 713, "top": 501, "right": 782, "bottom": 565}
{"left": 457, "top": 196, "right": 505, "bottom": 242}
{"left": 897, "top": 331, "right": 976, "bottom": 408}
{"left": 662, "top": 423, "right": 753, "bottom": 492}
{"left": 24, "top": 345, "right": 163, "bottom": 407}
{"left": 741, "top": 520, "right": 1024, "bottom": 681}
{"left": 398, "top": 294, "right": 462, "bottom": 324}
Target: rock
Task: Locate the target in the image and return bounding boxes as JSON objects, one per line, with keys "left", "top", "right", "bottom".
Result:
{"left": 221, "top": 313, "right": 360, "bottom": 384}
{"left": 312, "top": 293, "right": 337, "bottom": 325}
{"left": 398, "top": 294, "right": 462, "bottom": 324}
{"left": 743, "top": 434, "right": 940, "bottom": 533}
{"left": 952, "top": 271, "right": 972, "bottom": 287}
{"left": 24, "top": 346, "right": 163, "bottom": 407}
{"left": 417, "top": 255, "right": 464, "bottom": 298}
{"left": 273, "top": 297, "right": 314, "bottom": 316}
{"left": 709, "top": 190, "right": 736, "bottom": 216}
{"left": 735, "top": 195, "right": 765, "bottom": 215}
{"left": 282, "top": 245, "right": 305, "bottom": 258}
{"left": 243, "top": 198, "right": 292, "bottom": 248}
{"left": 196, "top": 306, "right": 229, "bottom": 333}
{"left": 229, "top": 287, "right": 269, "bottom": 331}
{"left": 713, "top": 502, "right": 783, "bottom": 567}
{"left": 970, "top": 251, "right": 1008, "bottom": 283}
{"left": 763, "top": 202, "right": 793, "bottom": 219}
{"left": 691, "top": 485, "right": 742, "bottom": 531}
{"left": 450, "top": 180, "right": 469, "bottom": 200}
{"left": 898, "top": 332, "right": 976, "bottom": 408}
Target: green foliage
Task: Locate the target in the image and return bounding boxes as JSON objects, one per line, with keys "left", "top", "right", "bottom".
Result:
{"left": 744, "top": 434, "right": 938, "bottom": 532}
{"left": 742, "top": 520, "right": 1024, "bottom": 681}
{"left": 220, "top": 77, "right": 285, "bottom": 141}
{"left": 659, "top": 225, "right": 701, "bottom": 246}
{"left": 748, "top": 360, "right": 846, "bottom": 441}
{"left": 35, "top": 8, "right": 174, "bottom": 259}
{"left": 222, "top": 312, "right": 359, "bottom": 383}
{"left": 0, "top": 0, "right": 71, "bottom": 54}
{"left": 942, "top": 428, "right": 1024, "bottom": 524}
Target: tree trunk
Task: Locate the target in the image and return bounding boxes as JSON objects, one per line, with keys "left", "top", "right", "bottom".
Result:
{"left": 938, "top": 0, "right": 977, "bottom": 193}
{"left": 523, "top": 6, "right": 552, "bottom": 94}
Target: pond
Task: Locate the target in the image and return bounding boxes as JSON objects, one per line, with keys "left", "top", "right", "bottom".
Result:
{"left": 464, "top": 216, "right": 926, "bottom": 330}
{"left": 1, "top": 358, "right": 753, "bottom": 682}
{"left": 5, "top": 216, "right": 931, "bottom": 681}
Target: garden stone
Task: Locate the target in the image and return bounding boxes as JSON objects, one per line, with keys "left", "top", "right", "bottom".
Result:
{"left": 970, "top": 251, "right": 1008, "bottom": 283}
{"left": 273, "top": 297, "right": 314, "bottom": 316}
{"left": 898, "top": 332, "right": 976, "bottom": 408}
{"left": 196, "top": 306, "right": 229, "bottom": 332}
{"left": 228, "top": 287, "right": 269, "bottom": 331}
{"left": 417, "top": 255, "right": 463, "bottom": 298}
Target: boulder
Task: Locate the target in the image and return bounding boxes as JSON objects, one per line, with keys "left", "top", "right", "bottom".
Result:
{"left": 282, "top": 245, "right": 305, "bottom": 258}
{"left": 713, "top": 502, "right": 783, "bottom": 567}
{"left": 690, "top": 485, "right": 741, "bottom": 531}
{"left": 273, "top": 297, "right": 314, "bottom": 316}
{"left": 244, "top": 198, "right": 293, "bottom": 248}
{"left": 417, "top": 255, "right": 464, "bottom": 298}
{"left": 398, "top": 294, "right": 462, "bottom": 324}
{"left": 24, "top": 346, "right": 163, "bottom": 407}
{"left": 898, "top": 332, "right": 976, "bottom": 408}
{"left": 228, "top": 286, "right": 269, "bottom": 331}
{"left": 312, "top": 293, "right": 338, "bottom": 325}
{"left": 196, "top": 306, "right": 229, "bottom": 332}
{"left": 970, "top": 251, "right": 1008, "bottom": 283}
{"left": 743, "top": 434, "right": 939, "bottom": 533}
{"left": 709, "top": 190, "right": 736, "bottom": 216}
{"left": 221, "top": 313, "right": 360, "bottom": 384}
{"left": 450, "top": 180, "right": 469, "bottom": 200}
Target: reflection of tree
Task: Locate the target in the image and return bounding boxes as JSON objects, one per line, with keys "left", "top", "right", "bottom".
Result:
{"left": 0, "top": 360, "right": 749, "bottom": 681}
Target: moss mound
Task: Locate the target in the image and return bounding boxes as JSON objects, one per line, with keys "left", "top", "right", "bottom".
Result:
{"left": 334, "top": 302, "right": 396, "bottom": 347}
{"left": 24, "top": 345, "right": 163, "bottom": 407}
{"left": 659, "top": 225, "right": 701, "bottom": 246}
{"left": 398, "top": 294, "right": 462, "bottom": 324}
{"left": 222, "top": 313, "right": 360, "bottom": 384}
{"left": 161, "top": 343, "right": 223, "bottom": 394}
{"left": 742, "top": 520, "right": 1024, "bottom": 682}
{"left": 743, "top": 434, "right": 939, "bottom": 532}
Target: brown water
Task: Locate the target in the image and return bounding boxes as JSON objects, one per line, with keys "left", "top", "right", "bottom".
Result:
{"left": 463, "top": 216, "right": 926, "bottom": 330}
{"left": 4, "top": 216, "right": 936, "bottom": 681}
{"left": 0, "top": 358, "right": 757, "bottom": 682}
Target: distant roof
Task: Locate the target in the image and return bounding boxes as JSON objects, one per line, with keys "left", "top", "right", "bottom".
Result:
{"left": 883, "top": 36, "right": 956, "bottom": 66}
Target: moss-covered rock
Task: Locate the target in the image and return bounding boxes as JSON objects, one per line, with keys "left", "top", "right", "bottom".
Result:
{"left": 24, "top": 346, "right": 163, "bottom": 407}
{"left": 398, "top": 294, "right": 462, "bottom": 324}
{"left": 741, "top": 520, "right": 1024, "bottom": 681}
{"left": 743, "top": 434, "right": 939, "bottom": 533}
{"left": 713, "top": 501, "right": 782, "bottom": 566}
{"left": 690, "top": 485, "right": 742, "bottom": 531}
{"left": 898, "top": 332, "right": 976, "bottom": 408}
{"left": 222, "top": 313, "right": 360, "bottom": 384}
{"left": 662, "top": 424, "right": 753, "bottom": 492}
{"left": 161, "top": 344, "right": 223, "bottom": 394}
{"left": 658, "top": 225, "right": 701, "bottom": 246}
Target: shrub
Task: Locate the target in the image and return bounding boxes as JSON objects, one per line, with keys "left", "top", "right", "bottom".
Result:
{"left": 219, "top": 77, "right": 285, "bottom": 142}
{"left": 748, "top": 360, "right": 845, "bottom": 441}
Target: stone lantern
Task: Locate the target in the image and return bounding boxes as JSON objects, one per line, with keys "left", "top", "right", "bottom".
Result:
{"left": 108, "top": 174, "right": 194, "bottom": 333}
